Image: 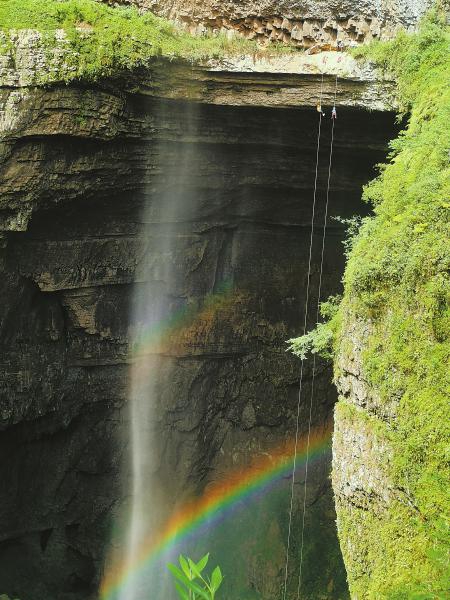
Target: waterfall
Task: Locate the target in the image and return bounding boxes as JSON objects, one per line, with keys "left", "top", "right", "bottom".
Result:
{"left": 119, "top": 101, "right": 201, "bottom": 600}
{"left": 97, "top": 99, "right": 351, "bottom": 600}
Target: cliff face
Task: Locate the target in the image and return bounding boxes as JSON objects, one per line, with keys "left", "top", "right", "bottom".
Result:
{"left": 332, "top": 318, "right": 397, "bottom": 586}
{"left": 330, "top": 17, "right": 449, "bottom": 598}
{"left": 103, "top": 0, "right": 433, "bottom": 48}
{"left": 0, "top": 45, "right": 399, "bottom": 599}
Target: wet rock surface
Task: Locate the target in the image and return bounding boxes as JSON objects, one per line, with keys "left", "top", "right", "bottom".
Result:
{"left": 0, "top": 81, "right": 397, "bottom": 598}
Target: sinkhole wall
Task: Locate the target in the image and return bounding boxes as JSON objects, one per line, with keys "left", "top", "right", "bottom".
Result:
{"left": 103, "top": 0, "right": 433, "bottom": 49}
{"left": 0, "top": 60, "right": 398, "bottom": 600}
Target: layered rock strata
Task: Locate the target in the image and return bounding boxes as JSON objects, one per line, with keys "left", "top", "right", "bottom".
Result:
{"left": 0, "top": 28, "right": 396, "bottom": 111}
{"left": 0, "top": 64, "right": 397, "bottom": 598}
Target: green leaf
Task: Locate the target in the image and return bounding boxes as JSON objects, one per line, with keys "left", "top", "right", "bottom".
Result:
{"left": 184, "top": 581, "right": 210, "bottom": 600}
{"left": 172, "top": 566, "right": 209, "bottom": 600}
{"left": 195, "top": 553, "right": 209, "bottom": 574}
{"left": 179, "top": 554, "right": 192, "bottom": 579}
{"left": 167, "top": 563, "right": 192, "bottom": 588}
{"left": 210, "top": 566, "right": 223, "bottom": 593}
{"left": 188, "top": 558, "right": 203, "bottom": 580}
{"left": 168, "top": 554, "right": 222, "bottom": 600}
{"left": 174, "top": 581, "right": 190, "bottom": 600}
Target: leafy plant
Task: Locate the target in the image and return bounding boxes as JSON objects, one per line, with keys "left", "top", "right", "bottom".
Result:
{"left": 168, "top": 554, "right": 223, "bottom": 600}
{"left": 288, "top": 321, "right": 334, "bottom": 360}
{"left": 287, "top": 295, "right": 342, "bottom": 360}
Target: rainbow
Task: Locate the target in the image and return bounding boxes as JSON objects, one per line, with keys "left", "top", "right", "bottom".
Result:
{"left": 129, "top": 279, "right": 237, "bottom": 359}
{"left": 100, "top": 424, "right": 332, "bottom": 599}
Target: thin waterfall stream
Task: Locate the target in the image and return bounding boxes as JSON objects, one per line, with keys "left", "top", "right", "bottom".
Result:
{"left": 102, "top": 100, "right": 340, "bottom": 600}
{"left": 96, "top": 101, "right": 393, "bottom": 600}
{"left": 121, "top": 102, "right": 202, "bottom": 600}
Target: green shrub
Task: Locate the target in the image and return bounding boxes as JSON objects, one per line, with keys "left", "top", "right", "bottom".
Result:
{"left": 288, "top": 295, "right": 341, "bottom": 360}
{"left": 168, "top": 554, "right": 223, "bottom": 600}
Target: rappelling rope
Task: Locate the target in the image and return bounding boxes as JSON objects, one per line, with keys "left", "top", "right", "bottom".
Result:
{"left": 282, "top": 72, "right": 325, "bottom": 600}
{"left": 297, "top": 73, "right": 339, "bottom": 599}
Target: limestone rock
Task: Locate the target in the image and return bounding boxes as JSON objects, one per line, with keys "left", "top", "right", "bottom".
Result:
{"left": 0, "top": 73, "right": 397, "bottom": 598}
{"left": 102, "top": 0, "right": 433, "bottom": 48}
{"left": 0, "top": 5, "right": 403, "bottom": 598}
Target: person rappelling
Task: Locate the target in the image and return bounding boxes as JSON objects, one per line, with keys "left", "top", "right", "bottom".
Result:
{"left": 332, "top": 106, "right": 337, "bottom": 119}
{"left": 317, "top": 103, "right": 325, "bottom": 116}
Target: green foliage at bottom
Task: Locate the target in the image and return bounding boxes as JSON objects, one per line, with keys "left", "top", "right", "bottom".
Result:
{"left": 168, "top": 554, "right": 223, "bottom": 600}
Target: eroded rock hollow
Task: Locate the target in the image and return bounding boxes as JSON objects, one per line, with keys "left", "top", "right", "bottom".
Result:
{"left": 0, "top": 77, "right": 396, "bottom": 599}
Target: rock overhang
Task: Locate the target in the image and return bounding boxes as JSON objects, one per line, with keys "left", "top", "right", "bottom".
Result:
{"left": 0, "top": 28, "right": 396, "bottom": 117}
{"left": 0, "top": 82, "right": 398, "bottom": 236}
{"left": 0, "top": 40, "right": 397, "bottom": 235}
{"left": 142, "top": 51, "right": 396, "bottom": 111}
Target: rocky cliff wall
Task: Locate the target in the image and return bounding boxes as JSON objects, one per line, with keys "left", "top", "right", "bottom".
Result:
{"left": 0, "top": 59, "right": 398, "bottom": 598}
{"left": 0, "top": 1, "right": 409, "bottom": 594}
{"left": 330, "top": 16, "right": 449, "bottom": 597}
{"left": 103, "top": 0, "right": 433, "bottom": 48}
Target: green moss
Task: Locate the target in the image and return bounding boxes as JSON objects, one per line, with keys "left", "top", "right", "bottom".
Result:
{"left": 333, "top": 9, "right": 450, "bottom": 598}
{"left": 0, "top": 0, "right": 290, "bottom": 83}
{"left": 335, "top": 399, "right": 389, "bottom": 436}
{"left": 335, "top": 400, "right": 447, "bottom": 598}
{"left": 290, "top": 8, "right": 449, "bottom": 597}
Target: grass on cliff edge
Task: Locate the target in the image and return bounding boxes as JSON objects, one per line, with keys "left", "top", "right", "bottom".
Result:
{"left": 0, "top": 0, "right": 287, "bottom": 81}
{"left": 290, "top": 8, "right": 450, "bottom": 599}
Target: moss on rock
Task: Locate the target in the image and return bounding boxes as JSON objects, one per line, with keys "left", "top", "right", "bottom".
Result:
{"left": 332, "top": 9, "right": 450, "bottom": 598}
{"left": 0, "top": 0, "right": 270, "bottom": 84}
{"left": 290, "top": 7, "right": 449, "bottom": 597}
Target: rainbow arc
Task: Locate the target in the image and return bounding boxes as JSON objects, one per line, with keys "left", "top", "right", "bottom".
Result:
{"left": 100, "top": 424, "right": 332, "bottom": 599}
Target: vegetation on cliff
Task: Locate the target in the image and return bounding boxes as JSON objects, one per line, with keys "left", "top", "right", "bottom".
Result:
{"left": 291, "top": 9, "right": 449, "bottom": 598}
{"left": 0, "top": 0, "right": 274, "bottom": 83}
